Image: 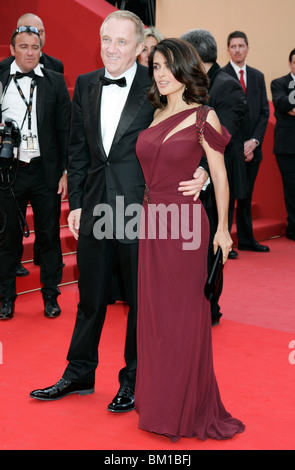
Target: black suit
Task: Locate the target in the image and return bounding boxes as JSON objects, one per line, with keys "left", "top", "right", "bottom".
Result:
{"left": 63, "top": 64, "right": 154, "bottom": 387}
{"left": 223, "top": 62, "right": 269, "bottom": 245}
{"left": 271, "top": 73, "right": 295, "bottom": 238}
{"left": 0, "top": 68, "right": 71, "bottom": 300}
{"left": 205, "top": 63, "right": 248, "bottom": 206}
{"left": 0, "top": 52, "right": 64, "bottom": 74}
{"left": 199, "top": 63, "right": 248, "bottom": 322}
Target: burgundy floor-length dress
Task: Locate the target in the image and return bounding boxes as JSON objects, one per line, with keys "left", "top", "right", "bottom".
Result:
{"left": 135, "top": 106, "right": 245, "bottom": 441}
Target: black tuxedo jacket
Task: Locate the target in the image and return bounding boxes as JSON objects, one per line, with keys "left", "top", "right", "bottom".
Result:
{"left": 0, "top": 52, "right": 64, "bottom": 74}
{"left": 0, "top": 68, "right": 71, "bottom": 189}
{"left": 271, "top": 73, "right": 295, "bottom": 154}
{"left": 67, "top": 63, "right": 155, "bottom": 242}
{"left": 222, "top": 62, "right": 269, "bottom": 162}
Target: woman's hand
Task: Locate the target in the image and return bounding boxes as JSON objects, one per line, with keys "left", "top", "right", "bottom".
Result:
{"left": 213, "top": 228, "right": 233, "bottom": 264}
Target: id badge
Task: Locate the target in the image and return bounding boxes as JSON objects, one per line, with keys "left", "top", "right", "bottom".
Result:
{"left": 26, "top": 135, "right": 34, "bottom": 150}
{"left": 22, "top": 134, "right": 37, "bottom": 151}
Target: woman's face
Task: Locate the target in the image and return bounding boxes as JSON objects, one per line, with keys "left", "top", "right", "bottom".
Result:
{"left": 152, "top": 50, "right": 185, "bottom": 98}
{"left": 138, "top": 35, "right": 158, "bottom": 67}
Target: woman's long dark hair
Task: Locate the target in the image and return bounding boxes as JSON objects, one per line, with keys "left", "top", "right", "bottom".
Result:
{"left": 148, "top": 38, "right": 210, "bottom": 108}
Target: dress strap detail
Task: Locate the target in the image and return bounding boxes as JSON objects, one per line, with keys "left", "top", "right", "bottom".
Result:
{"left": 195, "top": 105, "right": 213, "bottom": 144}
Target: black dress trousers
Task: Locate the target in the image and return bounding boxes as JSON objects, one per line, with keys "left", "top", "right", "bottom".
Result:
{"left": 63, "top": 231, "right": 139, "bottom": 388}
{"left": 0, "top": 159, "right": 62, "bottom": 300}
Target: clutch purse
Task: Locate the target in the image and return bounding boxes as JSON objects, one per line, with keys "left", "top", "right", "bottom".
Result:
{"left": 204, "top": 246, "right": 223, "bottom": 302}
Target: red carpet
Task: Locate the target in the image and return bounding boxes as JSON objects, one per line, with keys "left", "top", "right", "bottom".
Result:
{"left": 1, "top": 236, "right": 295, "bottom": 451}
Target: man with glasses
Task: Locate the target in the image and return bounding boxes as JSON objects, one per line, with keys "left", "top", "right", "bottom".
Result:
{"left": 0, "top": 13, "right": 64, "bottom": 74}
{"left": 0, "top": 13, "right": 64, "bottom": 278}
{"left": 0, "top": 26, "right": 71, "bottom": 319}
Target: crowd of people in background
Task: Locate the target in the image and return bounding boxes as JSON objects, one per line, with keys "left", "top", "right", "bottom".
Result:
{"left": 0, "top": 8, "right": 294, "bottom": 443}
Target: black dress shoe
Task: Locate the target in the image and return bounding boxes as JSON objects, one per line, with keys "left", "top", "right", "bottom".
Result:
{"left": 107, "top": 385, "right": 135, "bottom": 413}
{"left": 16, "top": 262, "right": 30, "bottom": 277}
{"left": 238, "top": 241, "right": 270, "bottom": 252}
{"left": 228, "top": 249, "right": 238, "bottom": 259}
{"left": 30, "top": 378, "right": 95, "bottom": 401}
{"left": 0, "top": 298, "right": 15, "bottom": 320}
{"left": 43, "top": 295, "right": 61, "bottom": 318}
{"left": 286, "top": 232, "right": 295, "bottom": 241}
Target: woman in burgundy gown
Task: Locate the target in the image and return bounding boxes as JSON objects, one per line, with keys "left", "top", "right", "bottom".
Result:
{"left": 135, "top": 38, "right": 245, "bottom": 441}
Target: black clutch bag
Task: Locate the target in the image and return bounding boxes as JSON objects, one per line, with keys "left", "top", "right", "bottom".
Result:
{"left": 204, "top": 247, "right": 223, "bottom": 302}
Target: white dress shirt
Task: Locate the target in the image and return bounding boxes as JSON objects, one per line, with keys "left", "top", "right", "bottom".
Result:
{"left": 230, "top": 59, "right": 247, "bottom": 88}
{"left": 1, "top": 60, "right": 43, "bottom": 162}
{"left": 100, "top": 62, "right": 137, "bottom": 156}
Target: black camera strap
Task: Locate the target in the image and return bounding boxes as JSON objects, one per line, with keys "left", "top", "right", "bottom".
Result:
{"left": 13, "top": 75, "right": 36, "bottom": 131}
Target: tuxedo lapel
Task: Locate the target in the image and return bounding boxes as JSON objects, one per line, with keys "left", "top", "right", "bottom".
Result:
{"left": 35, "top": 74, "right": 45, "bottom": 130}
{"left": 88, "top": 71, "right": 106, "bottom": 160}
{"left": 287, "top": 72, "right": 294, "bottom": 86}
{"left": 0, "top": 70, "right": 13, "bottom": 121}
{"left": 109, "top": 65, "right": 150, "bottom": 155}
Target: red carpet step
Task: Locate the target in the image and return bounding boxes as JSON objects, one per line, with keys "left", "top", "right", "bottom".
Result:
{"left": 16, "top": 253, "right": 79, "bottom": 295}
{"left": 17, "top": 199, "right": 286, "bottom": 294}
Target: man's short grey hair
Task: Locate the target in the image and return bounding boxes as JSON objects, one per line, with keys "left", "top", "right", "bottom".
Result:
{"left": 181, "top": 29, "right": 217, "bottom": 64}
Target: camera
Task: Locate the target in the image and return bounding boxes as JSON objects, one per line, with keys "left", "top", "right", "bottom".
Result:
{"left": 0, "top": 118, "right": 21, "bottom": 165}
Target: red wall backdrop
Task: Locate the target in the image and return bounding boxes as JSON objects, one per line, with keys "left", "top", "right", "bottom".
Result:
{"left": 0, "top": 0, "right": 287, "bottom": 234}
{"left": 0, "top": 0, "right": 117, "bottom": 88}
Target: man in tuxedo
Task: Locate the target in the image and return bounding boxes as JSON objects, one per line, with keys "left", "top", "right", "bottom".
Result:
{"left": 0, "top": 13, "right": 64, "bottom": 278}
{"left": 271, "top": 49, "right": 295, "bottom": 241}
{"left": 223, "top": 31, "right": 270, "bottom": 253}
{"left": 181, "top": 28, "right": 248, "bottom": 324}
{"left": 0, "top": 13, "right": 64, "bottom": 74}
{"left": 0, "top": 27, "right": 71, "bottom": 319}
{"left": 30, "top": 11, "right": 205, "bottom": 410}
{"left": 29, "top": 11, "right": 155, "bottom": 411}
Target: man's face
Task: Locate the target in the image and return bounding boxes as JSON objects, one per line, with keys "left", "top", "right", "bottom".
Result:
{"left": 290, "top": 54, "right": 295, "bottom": 76}
{"left": 10, "top": 33, "right": 41, "bottom": 73}
{"left": 100, "top": 17, "right": 144, "bottom": 77}
{"left": 228, "top": 37, "right": 249, "bottom": 66}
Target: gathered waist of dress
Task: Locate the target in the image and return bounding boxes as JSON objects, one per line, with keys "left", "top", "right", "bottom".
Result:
{"left": 144, "top": 184, "right": 202, "bottom": 206}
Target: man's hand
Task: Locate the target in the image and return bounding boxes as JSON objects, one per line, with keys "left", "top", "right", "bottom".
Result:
{"left": 288, "top": 107, "right": 295, "bottom": 116}
{"left": 57, "top": 173, "right": 68, "bottom": 200}
{"left": 178, "top": 168, "right": 209, "bottom": 201}
{"left": 68, "top": 209, "right": 82, "bottom": 240}
{"left": 244, "top": 139, "right": 256, "bottom": 162}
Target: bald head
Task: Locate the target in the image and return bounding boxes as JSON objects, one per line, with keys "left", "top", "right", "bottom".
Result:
{"left": 17, "top": 13, "right": 45, "bottom": 48}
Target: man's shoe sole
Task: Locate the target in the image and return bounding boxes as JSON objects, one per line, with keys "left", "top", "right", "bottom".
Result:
{"left": 107, "top": 405, "right": 135, "bottom": 413}
{"left": 29, "top": 388, "right": 94, "bottom": 401}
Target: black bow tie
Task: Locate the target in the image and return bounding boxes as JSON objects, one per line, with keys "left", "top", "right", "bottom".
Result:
{"left": 100, "top": 76, "right": 127, "bottom": 88}
{"left": 15, "top": 70, "right": 36, "bottom": 80}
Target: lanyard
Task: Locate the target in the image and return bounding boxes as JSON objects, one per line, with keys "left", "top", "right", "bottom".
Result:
{"left": 13, "top": 74, "right": 36, "bottom": 131}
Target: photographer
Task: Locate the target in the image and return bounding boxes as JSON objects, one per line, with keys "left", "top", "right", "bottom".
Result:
{"left": 0, "top": 26, "right": 71, "bottom": 320}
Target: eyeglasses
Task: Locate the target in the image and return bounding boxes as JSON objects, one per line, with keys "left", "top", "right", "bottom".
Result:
{"left": 11, "top": 26, "right": 40, "bottom": 40}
